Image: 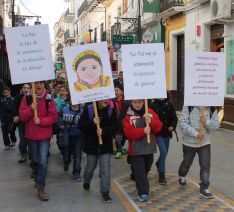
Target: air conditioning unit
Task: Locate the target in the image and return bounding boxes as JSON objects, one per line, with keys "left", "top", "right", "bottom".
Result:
{"left": 210, "top": 0, "right": 232, "bottom": 21}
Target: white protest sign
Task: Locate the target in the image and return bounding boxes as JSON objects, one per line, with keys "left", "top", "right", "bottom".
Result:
{"left": 184, "top": 52, "right": 225, "bottom": 106}
{"left": 63, "top": 42, "right": 115, "bottom": 104}
{"left": 122, "top": 43, "right": 167, "bottom": 100}
{"left": 4, "top": 24, "right": 54, "bottom": 84}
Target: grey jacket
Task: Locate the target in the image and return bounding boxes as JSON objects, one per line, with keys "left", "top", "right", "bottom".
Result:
{"left": 179, "top": 106, "right": 219, "bottom": 148}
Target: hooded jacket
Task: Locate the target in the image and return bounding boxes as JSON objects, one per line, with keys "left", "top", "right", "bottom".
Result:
{"left": 19, "top": 94, "right": 57, "bottom": 141}
{"left": 122, "top": 107, "right": 162, "bottom": 156}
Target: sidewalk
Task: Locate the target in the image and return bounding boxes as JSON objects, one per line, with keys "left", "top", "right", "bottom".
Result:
{"left": 0, "top": 134, "right": 129, "bottom": 212}
{"left": 113, "top": 127, "right": 234, "bottom": 211}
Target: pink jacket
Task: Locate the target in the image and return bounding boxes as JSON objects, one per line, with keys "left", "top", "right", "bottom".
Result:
{"left": 19, "top": 95, "right": 57, "bottom": 141}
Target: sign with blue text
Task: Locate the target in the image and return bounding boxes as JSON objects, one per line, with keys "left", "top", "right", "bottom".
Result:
{"left": 121, "top": 43, "right": 167, "bottom": 100}
{"left": 4, "top": 24, "right": 54, "bottom": 84}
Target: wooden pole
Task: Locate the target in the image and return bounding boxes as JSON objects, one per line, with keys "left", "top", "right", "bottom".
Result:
{"left": 93, "top": 101, "right": 103, "bottom": 145}
{"left": 31, "top": 82, "right": 38, "bottom": 119}
{"left": 144, "top": 99, "right": 151, "bottom": 144}
{"left": 199, "top": 106, "right": 205, "bottom": 146}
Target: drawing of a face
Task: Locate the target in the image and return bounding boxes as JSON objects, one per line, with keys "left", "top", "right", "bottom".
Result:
{"left": 76, "top": 58, "right": 102, "bottom": 85}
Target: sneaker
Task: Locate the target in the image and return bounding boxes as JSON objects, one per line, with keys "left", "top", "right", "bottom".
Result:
{"left": 138, "top": 194, "right": 149, "bottom": 202}
{"left": 4, "top": 146, "right": 10, "bottom": 150}
{"left": 200, "top": 189, "right": 214, "bottom": 199}
{"left": 64, "top": 163, "right": 69, "bottom": 172}
{"left": 178, "top": 176, "right": 186, "bottom": 186}
{"left": 115, "top": 151, "right": 122, "bottom": 159}
{"left": 101, "top": 192, "right": 112, "bottom": 203}
{"left": 10, "top": 142, "right": 16, "bottom": 147}
{"left": 37, "top": 188, "right": 49, "bottom": 201}
{"left": 159, "top": 173, "right": 167, "bottom": 185}
{"left": 18, "top": 154, "right": 27, "bottom": 163}
{"left": 121, "top": 148, "right": 127, "bottom": 155}
{"left": 73, "top": 172, "right": 81, "bottom": 182}
{"left": 83, "top": 182, "right": 90, "bottom": 191}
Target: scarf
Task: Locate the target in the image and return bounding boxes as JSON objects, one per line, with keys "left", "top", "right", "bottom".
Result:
{"left": 130, "top": 105, "right": 145, "bottom": 117}
{"left": 36, "top": 90, "right": 46, "bottom": 100}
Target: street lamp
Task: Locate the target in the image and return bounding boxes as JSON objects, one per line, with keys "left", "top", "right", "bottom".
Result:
{"left": 88, "top": 27, "right": 93, "bottom": 43}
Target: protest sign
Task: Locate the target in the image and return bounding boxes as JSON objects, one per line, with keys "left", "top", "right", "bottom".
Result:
{"left": 184, "top": 52, "right": 225, "bottom": 106}
{"left": 63, "top": 42, "right": 115, "bottom": 104}
{"left": 4, "top": 24, "right": 54, "bottom": 84}
{"left": 121, "top": 43, "right": 167, "bottom": 100}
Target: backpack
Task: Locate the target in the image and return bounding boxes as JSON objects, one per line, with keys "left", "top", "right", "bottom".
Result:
{"left": 88, "top": 104, "right": 113, "bottom": 120}
{"left": 188, "top": 106, "right": 217, "bottom": 118}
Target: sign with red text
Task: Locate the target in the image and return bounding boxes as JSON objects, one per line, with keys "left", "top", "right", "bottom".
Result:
{"left": 63, "top": 42, "right": 115, "bottom": 104}
{"left": 4, "top": 24, "right": 54, "bottom": 84}
{"left": 184, "top": 52, "right": 225, "bottom": 106}
{"left": 122, "top": 43, "right": 167, "bottom": 100}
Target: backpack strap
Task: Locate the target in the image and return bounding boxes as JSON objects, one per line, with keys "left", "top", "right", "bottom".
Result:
{"left": 26, "top": 95, "right": 33, "bottom": 107}
{"left": 45, "top": 94, "right": 52, "bottom": 111}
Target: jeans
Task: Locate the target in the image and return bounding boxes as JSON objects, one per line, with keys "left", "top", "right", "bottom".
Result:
{"left": 63, "top": 135, "right": 82, "bottom": 174}
{"left": 132, "top": 154, "right": 154, "bottom": 196}
{"left": 83, "top": 154, "right": 111, "bottom": 193}
{"left": 178, "top": 144, "right": 211, "bottom": 190}
{"left": 156, "top": 136, "right": 170, "bottom": 173}
{"left": 1, "top": 121, "right": 16, "bottom": 146}
{"left": 28, "top": 139, "right": 50, "bottom": 188}
{"left": 18, "top": 122, "right": 27, "bottom": 154}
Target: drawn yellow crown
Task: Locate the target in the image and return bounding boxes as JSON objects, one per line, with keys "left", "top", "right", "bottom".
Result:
{"left": 72, "top": 50, "right": 101, "bottom": 71}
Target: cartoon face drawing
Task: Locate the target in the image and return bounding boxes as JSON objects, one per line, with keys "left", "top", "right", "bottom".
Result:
{"left": 76, "top": 58, "right": 102, "bottom": 85}
{"left": 72, "top": 50, "right": 111, "bottom": 91}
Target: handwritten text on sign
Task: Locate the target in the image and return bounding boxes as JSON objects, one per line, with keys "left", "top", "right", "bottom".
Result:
{"left": 122, "top": 43, "right": 167, "bottom": 100}
{"left": 4, "top": 24, "right": 54, "bottom": 84}
{"left": 184, "top": 52, "right": 225, "bottom": 106}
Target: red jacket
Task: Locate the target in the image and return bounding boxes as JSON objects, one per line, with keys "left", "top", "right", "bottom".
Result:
{"left": 122, "top": 107, "right": 162, "bottom": 156}
{"left": 19, "top": 95, "right": 57, "bottom": 141}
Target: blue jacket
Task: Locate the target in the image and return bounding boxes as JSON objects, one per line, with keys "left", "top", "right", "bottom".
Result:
{"left": 62, "top": 106, "right": 83, "bottom": 136}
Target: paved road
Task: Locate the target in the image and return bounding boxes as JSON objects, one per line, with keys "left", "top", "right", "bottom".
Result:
{"left": 0, "top": 127, "right": 234, "bottom": 211}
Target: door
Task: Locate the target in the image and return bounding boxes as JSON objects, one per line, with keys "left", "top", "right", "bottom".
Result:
{"left": 176, "top": 34, "right": 185, "bottom": 111}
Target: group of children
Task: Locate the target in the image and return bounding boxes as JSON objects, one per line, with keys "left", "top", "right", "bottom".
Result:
{"left": 0, "top": 75, "right": 219, "bottom": 203}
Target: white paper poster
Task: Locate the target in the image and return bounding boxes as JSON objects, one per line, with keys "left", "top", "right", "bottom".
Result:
{"left": 4, "top": 24, "right": 54, "bottom": 84}
{"left": 63, "top": 42, "right": 115, "bottom": 104}
{"left": 184, "top": 52, "right": 225, "bottom": 106}
{"left": 122, "top": 43, "right": 167, "bottom": 100}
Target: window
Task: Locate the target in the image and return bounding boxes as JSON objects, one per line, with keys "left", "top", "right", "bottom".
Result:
{"left": 117, "top": 7, "right": 121, "bottom": 16}
{"left": 94, "top": 27, "right": 97, "bottom": 43}
{"left": 100, "top": 23, "right": 104, "bottom": 41}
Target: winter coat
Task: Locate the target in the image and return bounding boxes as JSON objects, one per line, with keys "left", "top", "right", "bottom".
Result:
{"left": 19, "top": 94, "right": 57, "bottom": 141}
{"left": 78, "top": 104, "right": 119, "bottom": 155}
{"left": 150, "top": 99, "right": 177, "bottom": 138}
{"left": 179, "top": 106, "right": 219, "bottom": 148}
{"left": 122, "top": 107, "right": 162, "bottom": 156}
{"left": 0, "top": 96, "right": 16, "bottom": 121}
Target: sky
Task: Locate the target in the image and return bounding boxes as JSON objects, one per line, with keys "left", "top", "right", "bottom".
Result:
{"left": 17, "top": 0, "right": 66, "bottom": 41}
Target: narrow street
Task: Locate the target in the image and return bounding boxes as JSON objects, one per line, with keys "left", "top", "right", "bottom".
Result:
{"left": 0, "top": 127, "right": 234, "bottom": 211}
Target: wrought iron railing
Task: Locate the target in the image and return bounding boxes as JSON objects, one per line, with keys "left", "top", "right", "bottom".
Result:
{"left": 160, "top": 0, "right": 184, "bottom": 13}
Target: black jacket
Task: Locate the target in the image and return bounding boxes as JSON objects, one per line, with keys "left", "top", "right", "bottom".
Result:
{"left": 150, "top": 99, "right": 177, "bottom": 138}
{"left": 14, "top": 94, "right": 24, "bottom": 116}
{"left": 0, "top": 96, "right": 16, "bottom": 121}
{"left": 78, "top": 104, "right": 119, "bottom": 155}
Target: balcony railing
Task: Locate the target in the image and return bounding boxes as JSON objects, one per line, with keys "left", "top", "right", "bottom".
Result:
{"left": 64, "top": 8, "right": 75, "bottom": 23}
{"left": 160, "top": 0, "right": 184, "bottom": 13}
{"left": 78, "top": 0, "right": 90, "bottom": 17}
{"left": 64, "top": 29, "right": 75, "bottom": 44}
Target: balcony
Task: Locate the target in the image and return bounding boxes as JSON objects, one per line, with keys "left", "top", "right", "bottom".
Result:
{"left": 160, "top": 0, "right": 185, "bottom": 19}
{"left": 63, "top": 29, "right": 75, "bottom": 45}
{"left": 64, "top": 8, "right": 75, "bottom": 23}
{"left": 56, "top": 27, "right": 64, "bottom": 38}
{"left": 78, "top": 0, "right": 91, "bottom": 18}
